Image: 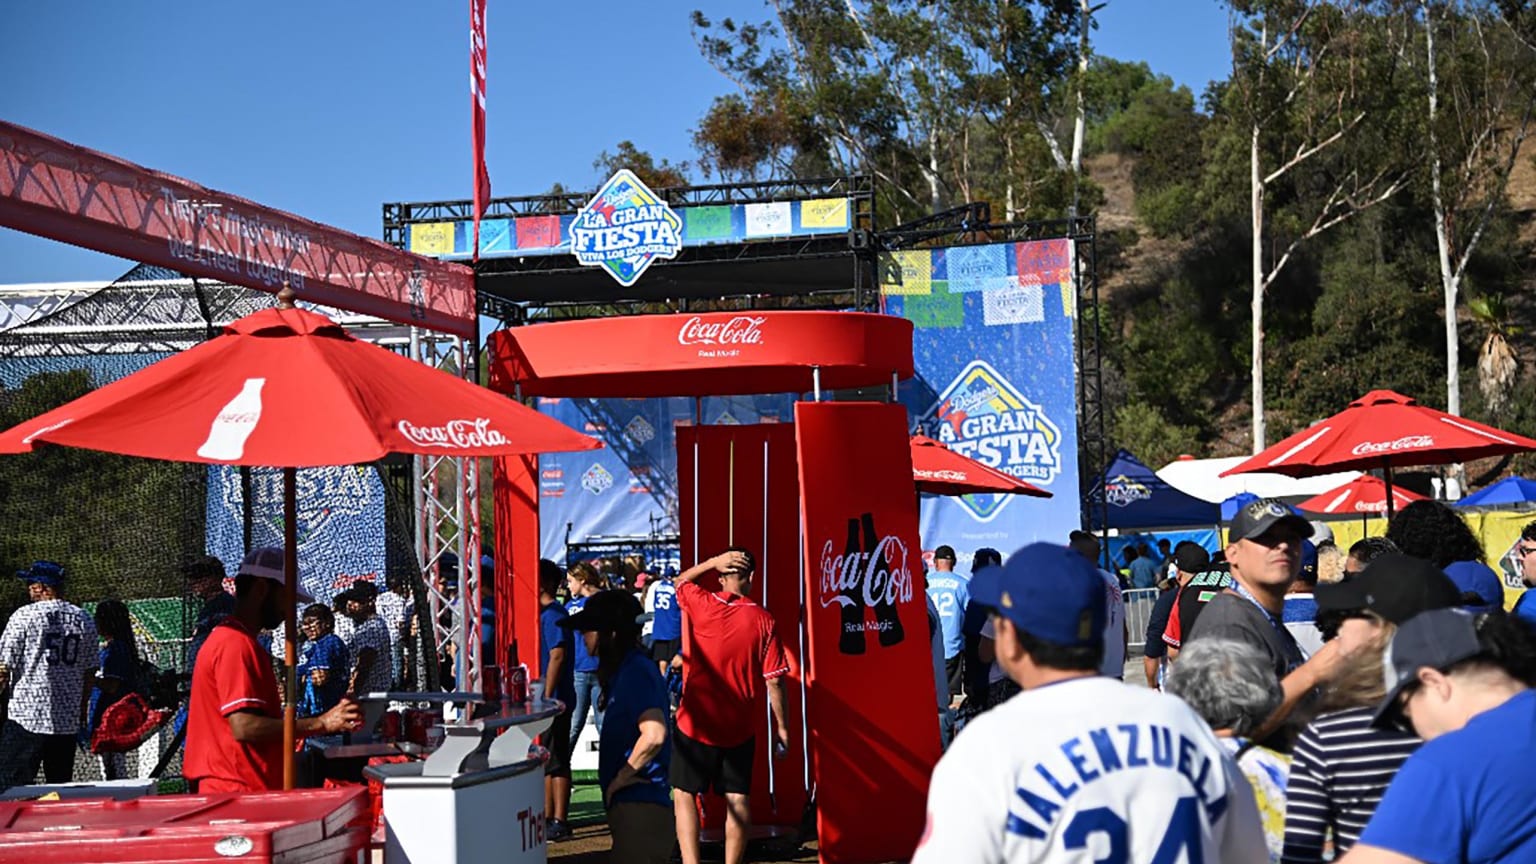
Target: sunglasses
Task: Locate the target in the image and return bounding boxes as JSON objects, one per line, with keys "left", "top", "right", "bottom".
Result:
{"left": 1516, "top": 545, "right": 1536, "bottom": 558}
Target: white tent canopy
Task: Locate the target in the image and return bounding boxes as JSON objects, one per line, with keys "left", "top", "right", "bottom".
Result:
{"left": 1157, "top": 456, "right": 1363, "bottom": 503}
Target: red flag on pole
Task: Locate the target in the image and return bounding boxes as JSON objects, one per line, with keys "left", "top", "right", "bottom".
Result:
{"left": 471, "top": 0, "right": 490, "bottom": 261}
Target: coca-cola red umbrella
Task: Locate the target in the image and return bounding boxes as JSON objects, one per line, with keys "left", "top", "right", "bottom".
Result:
{"left": 1296, "top": 474, "right": 1425, "bottom": 516}
{"left": 0, "top": 298, "right": 600, "bottom": 787}
{"left": 910, "top": 435, "right": 1051, "bottom": 498}
{"left": 1221, "top": 390, "right": 1536, "bottom": 516}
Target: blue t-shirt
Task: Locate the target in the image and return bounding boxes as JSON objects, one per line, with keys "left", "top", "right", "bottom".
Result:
{"left": 598, "top": 649, "right": 672, "bottom": 807}
{"left": 925, "top": 570, "right": 970, "bottom": 659}
{"left": 1513, "top": 590, "right": 1536, "bottom": 627}
{"left": 538, "top": 600, "right": 577, "bottom": 705}
{"left": 566, "top": 595, "right": 599, "bottom": 673}
{"left": 89, "top": 639, "right": 139, "bottom": 732}
{"left": 650, "top": 580, "right": 681, "bottom": 641}
{"left": 1359, "top": 689, "right": 1536, "bottom": 862}
{"left": 297, "top": 633, "right": 349, "bottom": 717}
{"left": 1128, "top": 557, "right": 1160, "bottom": 590}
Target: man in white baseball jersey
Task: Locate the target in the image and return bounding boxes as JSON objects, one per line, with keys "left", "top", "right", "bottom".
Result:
{"left": 0, "top": 561, "right": 97, "bottom": 788}
{"left": 912, "top": 543, "right": 1266, "bottom": 864}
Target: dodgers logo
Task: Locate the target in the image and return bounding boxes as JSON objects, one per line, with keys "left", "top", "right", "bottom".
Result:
{"left": 919, "top": 360, "right": 1062, "bottom": 521}
{"left": 569, "top": 170, "right": 683, "bottom": 287}
{"left": 581, "top": 463, "right": 614, "bottom": 495}
{"left": 1105, "top": 474, "right": 1152, "bottom": 508}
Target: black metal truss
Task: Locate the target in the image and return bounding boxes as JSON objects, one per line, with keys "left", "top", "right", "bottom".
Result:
{"left": 877, "top": 203, "right": 993, "bottom": 250}
{"left": 382, "top": 175, "right": 877, "bottom": 248}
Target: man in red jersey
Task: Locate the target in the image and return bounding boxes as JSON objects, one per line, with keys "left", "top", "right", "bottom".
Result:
{"left": 671, "top": 547, "right": 790, "bottom": 864}
{"left": 184, "top": 547, "right": 360, "bottom": 792}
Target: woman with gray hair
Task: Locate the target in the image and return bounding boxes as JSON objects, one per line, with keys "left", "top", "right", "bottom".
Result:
{"left": 1166, "top": 638, "right": 1289, "bottom": 863}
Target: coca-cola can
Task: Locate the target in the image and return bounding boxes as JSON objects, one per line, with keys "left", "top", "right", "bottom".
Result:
{"left": 509, "top": 664, "right": 529, "bottom": 705}
{"left": 482, "top": 664, "right": 502, "bottom": 705}
{"left": 381, "top": 710, "right": 402, "bottom": 743}
{"left": 404, "top": 709, "right": 432, "bottom": 746}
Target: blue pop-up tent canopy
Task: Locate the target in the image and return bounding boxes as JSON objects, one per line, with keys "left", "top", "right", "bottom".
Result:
{"left": 1455, "top": 476, "right": 1536, "bottom": 509}
{"left": 1091, "top": 449, "right": 1222, "bottom": 529}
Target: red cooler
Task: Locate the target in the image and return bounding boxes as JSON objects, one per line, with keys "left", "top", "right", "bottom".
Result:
{"left": 0, "top": 787, "right": 368, "bottom": 864}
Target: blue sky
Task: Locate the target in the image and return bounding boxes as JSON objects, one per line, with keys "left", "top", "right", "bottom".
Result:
{"left": 0, "top": 0, "right": 1230, "bottom": 285}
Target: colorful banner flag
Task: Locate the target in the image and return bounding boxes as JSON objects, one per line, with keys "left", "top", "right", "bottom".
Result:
{"left": 470, "top": 0, "right": 490, "bottom": 260}
{"left": 884, "top": 239, "right": 1082, "bottom": 559}
{"left": 794, "top": 401, "right": 941, "bottom": 864}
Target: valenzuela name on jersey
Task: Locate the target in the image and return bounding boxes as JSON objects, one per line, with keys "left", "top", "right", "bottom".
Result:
{"left": 1006, "top": 722, "right": 1230, "bottom": 839}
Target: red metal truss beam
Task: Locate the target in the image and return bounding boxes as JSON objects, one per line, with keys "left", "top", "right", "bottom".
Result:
{"left": 0, "top": 121, "right": 475, "bottom": 336}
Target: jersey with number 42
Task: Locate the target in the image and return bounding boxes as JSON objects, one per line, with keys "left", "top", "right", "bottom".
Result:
{"left": 0, "top": 599, "right": 98, "bottom": 735}
{"left": 913, "top": 677, "right": 1265, "bottom": 864}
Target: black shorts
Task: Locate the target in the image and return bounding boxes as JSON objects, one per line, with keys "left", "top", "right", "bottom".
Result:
{"left": 944, "top": 654, "right": 964, "bottom": 698}
{"left": 650, "top": 638, "right": 680, "bottom": 665}
{"left": 542, "top": 706, "right": 572, "bottom": 778}
{"left": 669, "top": 729, "right": 754, "bottom": 795}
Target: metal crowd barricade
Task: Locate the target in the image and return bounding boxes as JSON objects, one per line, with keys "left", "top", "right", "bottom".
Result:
{"left": 1122, "top": 588, "right": 1161, "bottom": 652}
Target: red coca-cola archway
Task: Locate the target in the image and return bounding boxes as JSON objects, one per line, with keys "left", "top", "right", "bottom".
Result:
{"left": 489, "top": 310, "right": 941, "bottom": 864}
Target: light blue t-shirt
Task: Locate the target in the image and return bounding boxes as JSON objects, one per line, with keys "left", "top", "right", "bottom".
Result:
{"left": 1128, "top": 557, "right": 1160, "bottom": 590}
{"left": 925, "top": 570, "right": 969, "bottom": 659}
{"left": 1359, "top": 689, "right": 1536, "bottom": 862}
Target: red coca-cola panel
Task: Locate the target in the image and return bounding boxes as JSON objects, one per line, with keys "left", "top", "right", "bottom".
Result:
{"left": 795, "top": 401, "right": 941, "bottom": 864}
{"left": 494, "top": 454, "right": 542, "bottom": 676}
{"left": 0, "top": 121, "right": 475, "bottom": 337}
{"left": 676, "top": 423, "right": 807, "bottom": 830}
{"left": 489, "top": 311, "right": 914, "bottom": 399}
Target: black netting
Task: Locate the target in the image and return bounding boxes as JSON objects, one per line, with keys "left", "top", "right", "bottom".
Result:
{"left": 0, "top": 264, "right": 428, "bottom": 790}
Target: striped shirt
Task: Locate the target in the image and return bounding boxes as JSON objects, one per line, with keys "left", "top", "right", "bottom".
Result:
{"left": 1281, "top": 706, "right": 1420, "bottom": 862}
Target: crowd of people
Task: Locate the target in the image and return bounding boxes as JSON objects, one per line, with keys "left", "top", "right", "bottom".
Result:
{"left": 916, "top": 497, "right": 1536, "bottom": 863}
{"left": 4, "top": 493, "right": 1536, "bottom": 863}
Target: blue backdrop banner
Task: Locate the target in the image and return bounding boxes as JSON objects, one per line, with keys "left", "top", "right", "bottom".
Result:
{"left": 882, "top": 239, "right": 1082, "bottom": 565}
{"left": 537, "top": 394, "right": 798, "bottom": 563}
{"left": 205, "top": 465, "right": 387, "bottom": 604}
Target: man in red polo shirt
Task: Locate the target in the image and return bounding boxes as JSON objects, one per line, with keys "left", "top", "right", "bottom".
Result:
{"left": 672, "top": 547, "right": 790, "bottom": 864}
{"left": 185, "top": 547, "right": 360, "bottom": 792}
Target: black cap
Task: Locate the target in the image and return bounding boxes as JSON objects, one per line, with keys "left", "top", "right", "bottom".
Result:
{"left": 559, "top": 589, "right": 644, "bottom": 632}
{"left": 933, "top": 545, "right": 957, "bottom": 562}
{"left": 1172, "top": 542, "right": 1211, "bottom": 575}
{"left": 1315, "top": 553, "right": 1462, "bottom": 623}
{"left": 1372, "top": 608, "right": 1484, "bottom": 730}
{"left": 1229, "top": 498, "right": 1313, "bottom": 543}
{"left": 334, "top": 580, "right": 380, "bottom": 606}
{"left": 973, "top": 547, "right": 1003, "bottom": 570}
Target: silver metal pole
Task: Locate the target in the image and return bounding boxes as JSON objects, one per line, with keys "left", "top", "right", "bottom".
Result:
{"left": 812, "top": 367, "right": 822, "bottom": 402}
{"left": 692, "top": 437, "right": 700, "bottom": 567}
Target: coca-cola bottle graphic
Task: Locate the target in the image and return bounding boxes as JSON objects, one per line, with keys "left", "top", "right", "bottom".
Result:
{"left": 835, "top": 512, "right": 907, "bottom": 655}
{"left": 837, "top": 516, "right": 867, "bottom": 655}
{"left": 196, "top": 377, "right": 266, "bottom": 460}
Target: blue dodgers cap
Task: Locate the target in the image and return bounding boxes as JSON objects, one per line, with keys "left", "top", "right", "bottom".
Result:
{"left": 17, "top": 560, "right": 64, "bottom": 588}
{"left": 970, "top": 543, "right": 1107, "bottom": 647}
{"left": 1442, "top": 561, "right": 1503, "bottom": 611}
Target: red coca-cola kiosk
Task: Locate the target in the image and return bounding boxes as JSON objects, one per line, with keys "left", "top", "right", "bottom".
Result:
{"left": 489, "top": 310, "right": 944, "bottom": 864}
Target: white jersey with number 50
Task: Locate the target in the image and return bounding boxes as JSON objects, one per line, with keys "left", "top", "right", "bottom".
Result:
{"left": 913, "top": 677, "right": 1265, "bottom": 864}
{"left": 0, "top": 599, "right": 98, "bottom": 736}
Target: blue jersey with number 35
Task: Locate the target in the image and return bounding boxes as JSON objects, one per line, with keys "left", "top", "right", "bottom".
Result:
{"left": 912, "top": 677, "right": 1266, "bottom": 864}
{"left": 650, "top": 580, "right": 681, "bottom": 641}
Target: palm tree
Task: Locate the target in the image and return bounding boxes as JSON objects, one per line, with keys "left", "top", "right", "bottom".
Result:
{"left": 1467, "top": 292, "right": 1520, "bottom": 416}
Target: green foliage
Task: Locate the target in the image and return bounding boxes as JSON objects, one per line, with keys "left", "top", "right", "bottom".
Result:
{"left": 1110, "top": 403, "right": 1202, "bottom": 471}
{"left": 593, "top": 141, "right": 689, "bottom": 188}
{"left": 0, "top": 370, "right": 206, "bottom": 622}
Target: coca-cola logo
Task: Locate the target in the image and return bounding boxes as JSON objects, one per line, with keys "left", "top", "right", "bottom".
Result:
{"left": 677, "top": 315, "right": 765, "bottom": 347}
{"left": 914, "top": 469, "right": 968, "bottom": 482}
{"left": 397, "top": 418, "right": 510, "bottom": 449}
{"left": 819, "top": 536, "right": 915, "bottom": 611}
{"left": 1350, "top": 435, "right": 1434, "bottom": 457}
